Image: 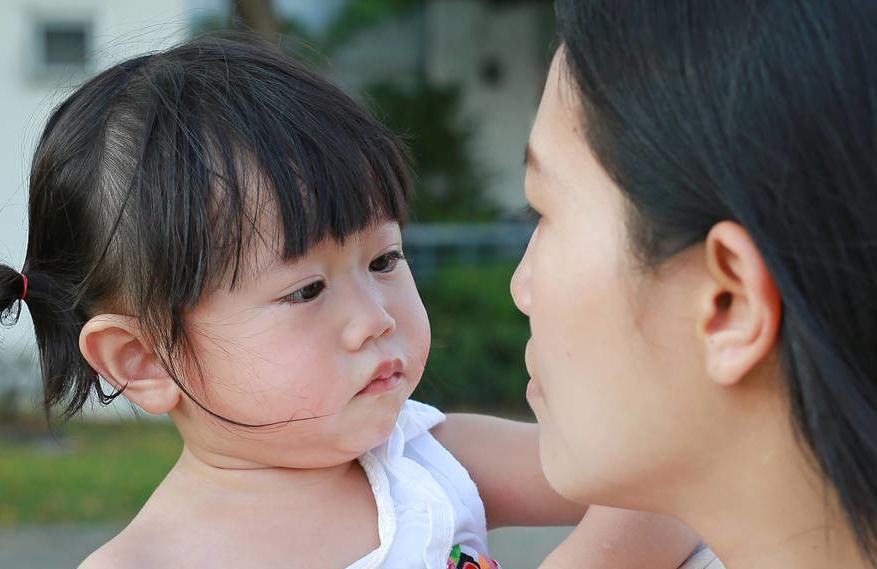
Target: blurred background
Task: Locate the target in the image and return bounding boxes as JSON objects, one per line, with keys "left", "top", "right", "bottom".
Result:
{"left": 0, "top": 0, "right": 570, "bottom": 566}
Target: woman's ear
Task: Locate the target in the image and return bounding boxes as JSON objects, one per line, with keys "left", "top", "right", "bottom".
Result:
{"left": 698, "top": 221, "right": 782, "bottom": 386}
{"left": 79, "top": 315, "right": 181, "bottom": 414}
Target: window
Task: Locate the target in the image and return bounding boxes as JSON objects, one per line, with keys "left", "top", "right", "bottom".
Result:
{"left": 43, "top": 23, "right": 89, "bottom": 67}
{"left": 31, "top": 16, "right": 93, "bottom": 78}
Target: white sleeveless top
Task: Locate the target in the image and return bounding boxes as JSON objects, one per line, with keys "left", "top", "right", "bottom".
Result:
{"left": 678, "top": 544, "right": 725, "bottom": 569}
{"left": 346, "top": 400, "right": 495, "bottom": 569}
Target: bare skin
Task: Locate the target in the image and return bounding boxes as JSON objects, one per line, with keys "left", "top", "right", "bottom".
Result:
{"left": 78, "top": 223, "right": 699, "bottom": 568}
{"left": 81, "top": 449, "right": 379, "bottom": 568}
{"left": 82, "top": 416, "right": 699, "bottom": 569}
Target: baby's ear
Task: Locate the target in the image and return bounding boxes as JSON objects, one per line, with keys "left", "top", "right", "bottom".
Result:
{"left": 79, "top": 314, "right": 181, "bottom": 414}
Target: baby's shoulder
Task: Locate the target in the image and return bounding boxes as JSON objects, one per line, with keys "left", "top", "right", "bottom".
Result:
{"left": 78, "top": 500, "right": 195, "bottom": 569}
{"left": 78, "top": 546, "right": 121, "bottom": 569}
{"left": 77, "top": 524, "right": 161, "bottom": 569}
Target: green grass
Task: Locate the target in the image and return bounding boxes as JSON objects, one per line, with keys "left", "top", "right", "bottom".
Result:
{"left": 0, "top": 419, "right": 182, "bottom": 526}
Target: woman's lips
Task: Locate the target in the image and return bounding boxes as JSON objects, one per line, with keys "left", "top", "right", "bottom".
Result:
{"left": 524, "top": 339, "right": 542, "bottom": 400}
{"left": 526, "top": 377, "right": 543, "bottom": 399}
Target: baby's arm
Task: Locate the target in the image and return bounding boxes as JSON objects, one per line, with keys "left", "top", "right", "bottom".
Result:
{"left": 432, "top": 413, "right": 700, "bottom": 568}
{"left": 432, "top": 412, "right": 585, "bottom": 526}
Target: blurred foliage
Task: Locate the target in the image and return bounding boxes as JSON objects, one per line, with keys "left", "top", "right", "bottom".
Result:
{"left": 417, "top": 262, "right": 531, "bottom": 414}
{"left": 192, "top": 1, "right": 500, "bottom": 222}
{"left": 0, "top": 420, "right": 181, "bottom": 525}
{"left": 194, "top": 0, "right": 417, "bottom": 58}
{"left": 366, "top": 82, "right": 497, "bottom": 222}
{"left": 193, "top": 13, "right": 316, "bottom": 47}
{"left": 324, "top": 0, "right": 421, "bottom": 52}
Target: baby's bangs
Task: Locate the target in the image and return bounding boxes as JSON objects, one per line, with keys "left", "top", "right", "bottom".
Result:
{"left": 252, "top": 103, "right": 413, "bottom": 258}
{"left": 198, "top": 118, "right": 411, "bottom": 295}
{"left": 153, "top": 38, "right": 413, "bottom": 294}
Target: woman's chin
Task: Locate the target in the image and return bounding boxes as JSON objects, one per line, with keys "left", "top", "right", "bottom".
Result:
{"left": 537, "top": 430, "right": 579, "bottom": 501}
{"left": 541, "top": 460, "right": 587, "bottom": 505}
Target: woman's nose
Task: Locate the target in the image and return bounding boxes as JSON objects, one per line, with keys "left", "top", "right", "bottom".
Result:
{"left": 342, "top": 288, "right": 397, "bottom": 352}
{"left": 511, "top": 234, "right": 534, "bottom": 316}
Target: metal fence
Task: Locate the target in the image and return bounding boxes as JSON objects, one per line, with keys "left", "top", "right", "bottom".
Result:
{"left": 0, "top": 223, "right": 535, "bottom": 403}
{"left": 403, "top": 222, "right": 533, "bottom": 280}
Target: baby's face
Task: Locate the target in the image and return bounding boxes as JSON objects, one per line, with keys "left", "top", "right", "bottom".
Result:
{"left": 177, "top": 221, "right": 430, "bottom": 468}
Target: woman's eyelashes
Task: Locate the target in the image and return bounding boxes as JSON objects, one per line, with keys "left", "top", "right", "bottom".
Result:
{"left": 278, "top": 250, "right": 406, "bottom": 305}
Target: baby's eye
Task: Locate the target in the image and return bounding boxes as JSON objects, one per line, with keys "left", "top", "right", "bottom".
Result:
{"left": 369, "top": 250, "right": 405, "bottom": 273}
{"left": 282, "top": 280, "right": 326, "bottom": 304}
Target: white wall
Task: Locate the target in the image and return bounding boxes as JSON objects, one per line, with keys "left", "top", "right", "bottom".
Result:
{"left": 0, "top": 0, "right": 188, "bottom": 411}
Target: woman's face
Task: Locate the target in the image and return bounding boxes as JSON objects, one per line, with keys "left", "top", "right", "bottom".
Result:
{"left": 511, "top": 50, "right": 712, "bottom": 508}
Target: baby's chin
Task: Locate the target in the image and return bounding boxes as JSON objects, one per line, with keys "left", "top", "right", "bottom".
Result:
{"left": 293, "top": 379, "right": 419, "bottom": 466}
{"left": 352, "top": 400, "right": 407, "bottom": 451}
{"left": 316, "top": 400, "right": 407, "bottom": 458}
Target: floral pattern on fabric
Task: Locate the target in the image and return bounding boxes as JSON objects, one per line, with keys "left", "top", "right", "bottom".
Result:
{"left": 447, "top": 543, "right": 500, "bottom": 569}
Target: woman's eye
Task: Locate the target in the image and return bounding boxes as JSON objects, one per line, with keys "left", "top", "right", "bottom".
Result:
{"left": 369, "top": 250, "right": 405, "bottom": 273}
{"left": 283, "top": 280, "right": 326, "bottom": 304}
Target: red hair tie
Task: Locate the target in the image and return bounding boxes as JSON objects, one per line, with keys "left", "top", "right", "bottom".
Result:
{"left": 20, "top": 272, "right": 28, "bottom": 301}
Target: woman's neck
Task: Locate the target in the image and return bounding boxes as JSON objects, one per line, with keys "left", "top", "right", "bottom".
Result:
{"left": 671, "top": 398, "right": 871, "bottom": 569}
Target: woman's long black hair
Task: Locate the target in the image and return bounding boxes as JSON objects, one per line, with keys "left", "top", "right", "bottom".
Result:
{"left": 556, "top": 0, "right": 877, "bottom": 561}
{"left": 0, "top": 36, "right": 411, "bottom": 424}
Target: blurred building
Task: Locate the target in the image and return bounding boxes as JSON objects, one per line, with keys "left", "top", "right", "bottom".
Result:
{"left": 327, "top": 0, "right": 554, "bottom": 213}
{"left": 0, "top": 0, "right": 551, "bottom": 411}
{"left": 0, "top": 0, "right": 188, "bottom": 408}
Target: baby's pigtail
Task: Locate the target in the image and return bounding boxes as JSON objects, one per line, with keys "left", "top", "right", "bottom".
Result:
{"left": 0, "top": 264, "right": 117, "bottom": 417}
{"left": 0, "top": 265, "right": 26, "bottom": 326}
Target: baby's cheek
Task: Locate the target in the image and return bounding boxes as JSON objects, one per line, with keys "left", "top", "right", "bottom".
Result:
{"left": 259, "top": 345, "right": 337, "bottom": 408}
{"left": 408, "top": 309, "right": 432, "bottom": 374}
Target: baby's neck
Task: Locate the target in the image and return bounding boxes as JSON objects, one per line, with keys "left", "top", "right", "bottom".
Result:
{"left": 106, "top": 444, "right": 380, "bottom": 568}
{"left": 166, "top": 444, "right": 361, "bottom": 502}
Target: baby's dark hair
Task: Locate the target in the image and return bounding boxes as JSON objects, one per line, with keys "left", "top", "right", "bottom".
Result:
{"left": 0, "top": 36, "right": 411, "bottom": 419}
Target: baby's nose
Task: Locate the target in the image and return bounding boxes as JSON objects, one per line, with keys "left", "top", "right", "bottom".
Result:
{"left": 342, "top": 295, "right": 396, "bottom": 351}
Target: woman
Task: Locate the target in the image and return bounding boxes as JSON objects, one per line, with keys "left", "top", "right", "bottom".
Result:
{"left": 512, "top": 1, "right": 877, "bottom": 568}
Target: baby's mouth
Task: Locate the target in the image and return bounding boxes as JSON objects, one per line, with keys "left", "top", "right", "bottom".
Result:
{"left": 357, "top": 358, "right": 405, "bottom": 395}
